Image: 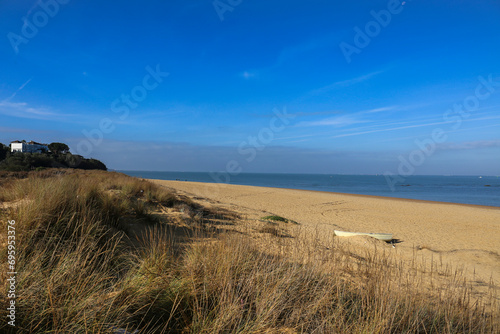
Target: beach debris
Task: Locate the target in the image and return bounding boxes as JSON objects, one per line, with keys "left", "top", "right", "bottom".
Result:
{"left": 334, "top": 230, "right": 393, "bottom": 242}
{"left": 260, "top": 215, "right": 298, "bottom": 225}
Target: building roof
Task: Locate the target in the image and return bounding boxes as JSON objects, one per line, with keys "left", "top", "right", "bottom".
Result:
{"left": 10, "top": 140, "right": 48, "bottom": 146}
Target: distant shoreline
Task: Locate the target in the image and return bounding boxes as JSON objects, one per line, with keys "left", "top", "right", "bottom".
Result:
{"left": 119, "top": 170, "right": 500, "bottom": 208}
{"left": 145, "top": 177, "right": 500, "bottom": 209}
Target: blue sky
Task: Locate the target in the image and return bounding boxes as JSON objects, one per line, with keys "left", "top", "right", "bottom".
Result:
{"left": 1, "top": 0, "right": 500, "bottom": 175}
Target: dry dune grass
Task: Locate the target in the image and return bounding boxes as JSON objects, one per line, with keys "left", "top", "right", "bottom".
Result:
{"left": 0, "top": 170, "right": 498, "bottom": 333}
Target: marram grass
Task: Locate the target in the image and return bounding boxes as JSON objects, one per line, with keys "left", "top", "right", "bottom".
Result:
{"left": 0, "top": 170, "right": 497, "bottom": 333}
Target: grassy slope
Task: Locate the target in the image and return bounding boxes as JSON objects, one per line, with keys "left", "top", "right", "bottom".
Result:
{"left": 0, "top": 170, "right": 497, "bottom": 333}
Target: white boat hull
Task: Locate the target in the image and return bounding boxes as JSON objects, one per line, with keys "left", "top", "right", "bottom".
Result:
{"left": 334, "top": 230, "right": 393, "bottom": 241}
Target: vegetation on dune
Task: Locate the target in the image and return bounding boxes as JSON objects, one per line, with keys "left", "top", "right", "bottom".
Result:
{"left": 0, "top": 142, "right": 106, "bottom": 171}
{"left": 261, "top": 215, "right": 298, "bottom": 224}
{"left": 0, "top": 152, "right": 107, "bottom": 171}
{"left": 0, "top": 170, "right": 497, "bottom": 333}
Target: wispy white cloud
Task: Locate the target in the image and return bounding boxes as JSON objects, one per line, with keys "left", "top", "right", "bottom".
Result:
{"left": 295, "top": 105, "right": 397, "bottom": 129}
{"left": 0, "top": 78, "right": 64, "bottom": 120}
{"left": 298, "top": 115, "right": 371, "bottom": 128}
{"left": 0, "top": 100, "right": 77, "bottom": 121}
{"left": 331, "top": 120, "right": 453, "bottom": 138}
{"left": 331, "top": 70, "right": 384, "bottom": 87}
{"left": 0, "top": 101, "right": 55, "bottom": 116}
{"left": 4, "top": 78, "right": 33, "bottom": 102}
{"left": 253, "top": 110, "right": 344, "bottom": 119}
{"left": 363, "top": 122, "right": 500, "bottom": 146}
{"left": 250, "top": 32, "right": 343, "bottom": 78}
{"left": 331, "top": 114, "right": 500, "bottom": 139}
{"left": 346, "top": 109, "right": 500, "bottom": 135}
{"left": 300, "top": 70, "right": 384, "bottom": 100}
{"left": 240, "top": 71, "right": 258, "bottom": 79}
{"left": 360, "top": 106, "right": 396, "bottom": 113}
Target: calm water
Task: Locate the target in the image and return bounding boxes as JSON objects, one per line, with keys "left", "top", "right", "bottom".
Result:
{"left": 119, "top": 171, "right": 500, "bottom": 207}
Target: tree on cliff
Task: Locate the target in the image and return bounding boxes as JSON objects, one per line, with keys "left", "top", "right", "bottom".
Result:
{"left": 48, "top": 142, "right": 70, "bottom": 154}
{"left": 0, "top": 141, "right": 106, "bottom": 171}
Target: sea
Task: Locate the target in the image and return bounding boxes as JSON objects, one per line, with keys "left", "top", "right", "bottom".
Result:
{"left": 119, "top": 171, "right": 500, "bottom": 208}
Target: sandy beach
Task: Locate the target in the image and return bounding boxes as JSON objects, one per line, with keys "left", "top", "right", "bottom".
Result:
{"left": 149, "top": 179, "right": 500, "bottom": 292}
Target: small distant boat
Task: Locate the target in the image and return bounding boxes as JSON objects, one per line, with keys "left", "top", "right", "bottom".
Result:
{"left": 334, "top": 230, "right": 393, "bottom": 241}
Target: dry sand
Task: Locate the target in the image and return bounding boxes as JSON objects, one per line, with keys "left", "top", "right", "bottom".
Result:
{"left": 149, "top": 179, "right": 500, "bottom": 295}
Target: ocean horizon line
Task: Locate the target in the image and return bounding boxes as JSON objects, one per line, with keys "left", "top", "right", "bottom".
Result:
{"left": 115, "top": 170, "right": 500, "bottom": 178}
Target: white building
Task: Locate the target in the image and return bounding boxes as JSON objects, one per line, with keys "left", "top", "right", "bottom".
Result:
{"left": 10, "top": 140, "right": 49, "bottom": 153}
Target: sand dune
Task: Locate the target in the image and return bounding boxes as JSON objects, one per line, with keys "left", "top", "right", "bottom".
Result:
{"left": 149, "top": 180, "right": 500, "bottom": 293}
